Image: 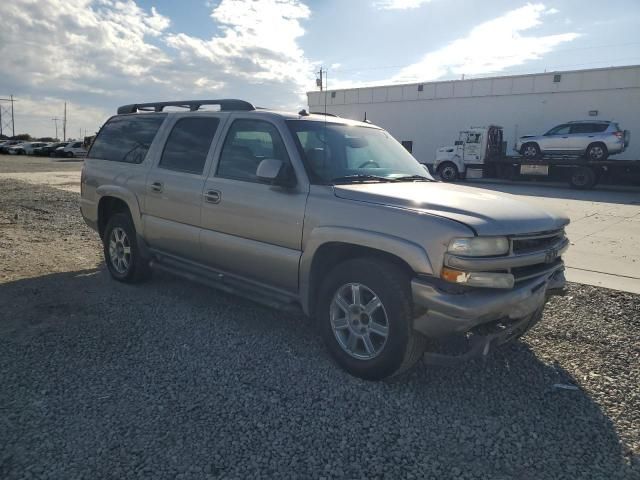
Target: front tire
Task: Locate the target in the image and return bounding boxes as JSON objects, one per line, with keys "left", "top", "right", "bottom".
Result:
{"left": 103, "top": 213, "right": 150, "bottom": 283}
{"left": 437, "top": 162, "right": 459, "bottom": 182}
{"left": 521, "top": 142, "right": 541, "bottom": 159}
{"left": 316, "top": 258, "right": 426, "bottom": 380}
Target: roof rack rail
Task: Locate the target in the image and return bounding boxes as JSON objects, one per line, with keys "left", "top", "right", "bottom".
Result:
{"left": 117, "top": 99, "right": 255, "bottom": 114}
{"left": 309, "top": 111, "right": 339, "bottom": 117}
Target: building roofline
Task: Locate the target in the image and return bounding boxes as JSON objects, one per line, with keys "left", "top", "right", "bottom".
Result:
{"left": 307, "top": 64, "right": 640, "bottom": 96}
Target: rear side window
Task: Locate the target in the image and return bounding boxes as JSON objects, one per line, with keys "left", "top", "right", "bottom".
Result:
{"left": 570, "top": 123, "right": 608, "bottom": 134}
{"left": 89, "top": 114, "right": 166, "bottom": 164}
{"left": 159, "top": 117, "right": 220, "bottom": 175}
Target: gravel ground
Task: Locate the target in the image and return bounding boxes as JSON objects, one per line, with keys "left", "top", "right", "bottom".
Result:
{"left": 0, "top": 173, "right": 639, "bottom": 479}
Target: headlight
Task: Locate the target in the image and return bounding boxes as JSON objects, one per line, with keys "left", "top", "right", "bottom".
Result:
{"left": 447, "top": 236, "right": 509, "bottom": 257}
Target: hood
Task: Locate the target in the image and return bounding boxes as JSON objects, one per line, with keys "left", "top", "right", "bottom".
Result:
{"left": 333, "top": 182, "right": 569, "bottom": 236}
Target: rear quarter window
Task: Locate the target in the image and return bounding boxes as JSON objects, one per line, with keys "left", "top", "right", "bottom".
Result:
{"left": 89, "top": 114, "right": 167, "bottom": 163}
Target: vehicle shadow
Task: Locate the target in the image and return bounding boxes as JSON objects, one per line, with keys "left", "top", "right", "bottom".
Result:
{"left": 460, "top": 179, "right": 640, "bottom": 205}
{"left": 1, "top": 268, "right": 637, "bottom": 479}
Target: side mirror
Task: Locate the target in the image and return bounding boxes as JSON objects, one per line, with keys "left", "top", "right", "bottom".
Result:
{"left": 256, "top": 158, "right": 295, "bottom": 187}
{"left": 454, "top": 140, "right": 464, "bottom": 146}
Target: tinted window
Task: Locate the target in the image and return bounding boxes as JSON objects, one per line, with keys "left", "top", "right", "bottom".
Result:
{"left": 159, "top": 117, "right": 219, "bottom": 174}
{"left": 217, "top": 119, "right": 290, "bottom": 182}
{"left": 90, "top": 114, "right": 166, "bottom": 163}
{"left": 546, "top": 124, "right": 571, "bottom": 135}
{"left": 401, "top": 140, "right": 413, "bottom": 153}
{"left": 570, "top": 123, "right": 609, "bottom": 134}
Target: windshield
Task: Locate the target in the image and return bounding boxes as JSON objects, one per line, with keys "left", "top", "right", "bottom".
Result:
{"left": 287, "top": 120, "right": 432, "bottom": 184}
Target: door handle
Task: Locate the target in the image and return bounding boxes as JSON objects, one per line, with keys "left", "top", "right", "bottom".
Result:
{"left": 150, "top": 181, "right": 164, "bottom": 193}
{"left": 204, "top": 189, "right": 221, "bottom": 204}
{"left": 561, "top": 136, "right": 568, "bottom": 138}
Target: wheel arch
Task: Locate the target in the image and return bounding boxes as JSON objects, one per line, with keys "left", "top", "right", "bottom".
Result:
{"left": 300, "top": 227, "right": 433, "bottom": 316}
{"left": 586, "top": 141, "right": 608, "bottom": 158}
{"left": 96, "top": 186, "right": 142, "bottom": 239}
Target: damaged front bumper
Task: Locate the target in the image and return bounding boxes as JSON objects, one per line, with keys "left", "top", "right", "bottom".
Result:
{"left": 411, "top": 266, "right": 565, "bottom": 362}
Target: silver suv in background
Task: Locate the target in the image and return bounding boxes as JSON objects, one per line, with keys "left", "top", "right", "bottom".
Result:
{"left": 81, "top": 99, "right": 569, "bottom": 380}
{"left": 516, "top": 120, "right": 629, "bottom": 161}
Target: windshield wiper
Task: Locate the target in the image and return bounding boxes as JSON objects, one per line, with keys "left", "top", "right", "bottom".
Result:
{"left": 331, "top": 174, "right": 398, "bottom": 184}
{"left": 393, "top": 175, "right": 434, "bottom": 182}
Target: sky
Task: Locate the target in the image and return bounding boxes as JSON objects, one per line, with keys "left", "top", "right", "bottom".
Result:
{"left": 0, "top": 0, "right": 638, "bottom": 139}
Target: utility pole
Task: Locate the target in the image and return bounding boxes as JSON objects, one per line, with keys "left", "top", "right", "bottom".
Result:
{"left": 316, "top": 67, "right": 323, "bottom": 91}
{"left": 11, "top": 95, "right": 15, "bottom": 137}
{"left": 52, "top": 117, "right": 60, "bottom": 140}
{"left": 0, "top": 95, "right": 16, "bottom": 137}
{"left": 63, "top": 102, "right": 67, "bottom": 141}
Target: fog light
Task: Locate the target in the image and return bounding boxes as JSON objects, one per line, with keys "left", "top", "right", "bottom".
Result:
{"left": 441, "top": 267, "right": 514, "bottom": 289}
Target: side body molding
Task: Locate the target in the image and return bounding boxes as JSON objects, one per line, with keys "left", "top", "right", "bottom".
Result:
{"left": 299, "top": 226, "right": 434, "bottom": 315}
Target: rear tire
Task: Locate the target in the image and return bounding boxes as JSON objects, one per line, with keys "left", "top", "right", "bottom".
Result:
{"left": 437, "top": 162, "right": 459, "bottom": 182}
{"left": 316, "top": 258, "right": 426, "bottom": 380}
{"left": 103, "top": 213, "right": 150, "bottom": 283}
{"left": 586, "top": 143, "right": 608, "bottom": 161}
{"left": 569, "top": 166, "right": 596, "bottom": 190}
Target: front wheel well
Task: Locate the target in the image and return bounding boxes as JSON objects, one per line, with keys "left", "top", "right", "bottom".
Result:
{"left": 98, "top": 196, "right": 131, "bottom": 239}
{"left": 307, "top": 243, "right": 414, "bottom": 315}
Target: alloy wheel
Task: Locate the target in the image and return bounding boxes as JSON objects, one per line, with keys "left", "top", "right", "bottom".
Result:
{"left": 108, "top": 227, "right": 131, "bottom": 274}
{"left": 589, "top": 146, "right": 604, "bottom": 160}
{"left": 330, "top": 283, "right": 389, "bottom": 360}
{"left": 523, "top": 145, "right": 537, "bottom": 157}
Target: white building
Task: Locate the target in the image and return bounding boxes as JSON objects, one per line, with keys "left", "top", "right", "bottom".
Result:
{"left": 307, "top": 65, "right": 640, "bottom": 163}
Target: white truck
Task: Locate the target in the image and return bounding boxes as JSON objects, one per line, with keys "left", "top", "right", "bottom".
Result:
{"left": 433, "top": 125, "right": 639, "bottom": 189}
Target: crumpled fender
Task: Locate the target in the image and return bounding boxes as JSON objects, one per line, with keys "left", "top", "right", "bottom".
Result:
{"left": 299, "top": 226, "right": 434, "bottom": 315}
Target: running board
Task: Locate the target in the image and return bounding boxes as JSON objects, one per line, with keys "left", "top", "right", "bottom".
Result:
{"left": 149, "top": 255, "right": 303, "bottom": 315}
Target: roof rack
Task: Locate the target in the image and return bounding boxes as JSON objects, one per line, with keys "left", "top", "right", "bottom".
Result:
{"left": 566, "top": 119, "right": 610, "bottom": 123}
{"left": 117, "top": 99, "right": 255, "bottom": 114}
{"left": 309, "top": 111, "right": 339, "bottom": 117}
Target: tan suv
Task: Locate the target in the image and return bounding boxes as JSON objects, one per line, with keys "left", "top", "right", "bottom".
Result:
{"left": 81, "top": 99, "right": 569, "bottom": 380}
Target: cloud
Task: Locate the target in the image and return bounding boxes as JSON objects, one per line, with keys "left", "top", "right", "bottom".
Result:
{"left": 391, "top": 3, "right": 580, "bottom": 83}
{"left": 375, "top": 0, "right": 432, "bottom": 10}
{"left": 165, "top": 0, "right": 314, "bottom": 86}
{"left": 0, "top": 0, "right": 315, "bottom": 137}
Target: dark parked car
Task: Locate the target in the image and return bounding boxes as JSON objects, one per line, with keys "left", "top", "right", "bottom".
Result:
{"left": 33, "top": 142, "right": 69, "bottom": 156}
{"left": 0, "top": 140, "right": 25, "bottom": 154}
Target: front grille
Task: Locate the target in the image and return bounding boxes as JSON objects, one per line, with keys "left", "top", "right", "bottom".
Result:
{"left": 511, "top": 259, "right": 563, "bottom": 282}
{"left": 512, "top": 230, "right": 565, "bottom": 254}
